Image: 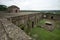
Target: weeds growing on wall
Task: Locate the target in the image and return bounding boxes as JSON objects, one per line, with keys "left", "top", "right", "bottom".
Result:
{"left": 36, "top": 19, "right": 46, "bottom": 27}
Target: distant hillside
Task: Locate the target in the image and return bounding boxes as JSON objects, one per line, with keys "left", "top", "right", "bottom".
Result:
{"left": 20, "top": 10, "right": 60, "bottom": 12}
{"left": 20, "top": 10, "right": 60, "bottom": 14}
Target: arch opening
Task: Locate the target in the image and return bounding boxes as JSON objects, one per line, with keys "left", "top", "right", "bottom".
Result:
{"left": 32, "top": 21, "right": 34, "bottom": 28}
{"left": 51, "top": 16, "right": 53, "bottom": 19}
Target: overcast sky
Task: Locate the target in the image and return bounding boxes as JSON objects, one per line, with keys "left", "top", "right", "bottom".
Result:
{"left": 0, "top": 0, "right": 60, "bottom": 10}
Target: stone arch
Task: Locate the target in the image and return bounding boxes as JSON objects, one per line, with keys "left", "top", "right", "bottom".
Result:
{"left": 51, "top": 16, "right": 53, "bottom": 19}
{"left": 32, "top": 21, "right": 34, "bottom": 28}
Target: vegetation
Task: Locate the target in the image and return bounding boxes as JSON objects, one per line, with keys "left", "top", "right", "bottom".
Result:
{"left": 18, "top": 24, "right": 30, "bottom": 33}
{"left": 18, "top": 24, "right": 25, "bottom": 30}
{"left": 0, "top": 5, "right": 7, "bottom": 11}
{"left": 36, "top": 19, "right": 46, "bottom": 27}
{"left": 29, "top": 19, "right": 60, "bottom": 40}
{"left": 18, "top": 19, "right": 60, "bottom": 40}
{"left": 30, "top": 27, "right": 60, "bottom": 40}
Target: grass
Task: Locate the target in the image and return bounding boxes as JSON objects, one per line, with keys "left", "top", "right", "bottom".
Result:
{"left": 29, "top": 19, "right": 60, "bottom": 40}
{"left": 30, "top": 27, "right": 60, "bottom": 40}
{"left": 36, "top": 19, "right": 46, "bottom": 27}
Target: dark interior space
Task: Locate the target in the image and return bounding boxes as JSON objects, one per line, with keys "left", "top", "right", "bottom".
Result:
{"left": 45, "top": 23, "right": 52, "bottom": 26}
{"left": 51, "top": 16, "right": 53, "bottom": 19}
{"left": 32, "top": 21, "right": 34, "bottom": 28}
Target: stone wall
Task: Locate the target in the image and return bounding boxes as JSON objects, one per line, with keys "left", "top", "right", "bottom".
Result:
{"left": 0, "top": 18, "right": 32, "bottom": 40}
{"left": 7, "top": 5, "right": 20, "bottom": 13}
{"left": 7, "top": 13, "right": 42, "bottom": 33}
{"left": 42, "top": 13, "right": 60, "bottom": 20}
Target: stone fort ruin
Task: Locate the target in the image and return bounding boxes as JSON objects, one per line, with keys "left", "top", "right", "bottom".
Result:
{"left": 0, "top": 5, "right": 60, "bottom": 40}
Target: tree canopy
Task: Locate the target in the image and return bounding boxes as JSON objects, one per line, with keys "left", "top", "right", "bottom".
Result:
{"left": 0, "top": 5, "right": 7, "bottom": 11}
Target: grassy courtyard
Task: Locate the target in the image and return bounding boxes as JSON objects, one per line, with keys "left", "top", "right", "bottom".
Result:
{"left": 29, "top": 19, "right": 60, "bottom": 40}
{"left": 30, "top": 27, "right": 60, "bottom": 40}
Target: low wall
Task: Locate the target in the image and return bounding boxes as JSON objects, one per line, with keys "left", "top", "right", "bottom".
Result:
{"left": 0, "top": 18, "right": 32, "bottom": 40}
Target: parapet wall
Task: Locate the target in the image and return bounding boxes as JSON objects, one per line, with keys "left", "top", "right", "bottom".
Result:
{"left": 0, "top": 18, "right": 32, "bottom": 40}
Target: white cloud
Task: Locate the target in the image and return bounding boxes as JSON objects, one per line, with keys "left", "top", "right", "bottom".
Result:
{"left": 0, "top": 0, "right": 60, "bottom": 10}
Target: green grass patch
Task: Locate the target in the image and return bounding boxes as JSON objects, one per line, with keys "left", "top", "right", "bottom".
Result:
{"left": 29, "top": 19, "right": 60, "bottom": 40}
{"left": 30, "top": 27, "right": 60, "bottom": 40}
{"left": 36, "top": 19, "right": 46, "bottom": 27}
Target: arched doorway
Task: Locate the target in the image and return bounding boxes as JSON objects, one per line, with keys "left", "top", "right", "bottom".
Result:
{"left": 51, "top": 16, "right": 53, "bottom": 19}
{"left": 32, "top": 21, "right": 34, "bottom": 28}
{"left": 15, "top": 10, "right": 18, "bottom": 13}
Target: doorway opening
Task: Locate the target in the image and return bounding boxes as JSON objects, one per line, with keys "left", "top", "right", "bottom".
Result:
{"left": 51, "top": 16, "right": 53, "bottom": 19}
{"left": 15, "top": 10, "right": 18, "bottom": 13}
{"left": 32, "top": 21, "right": 34, "bottom": 28}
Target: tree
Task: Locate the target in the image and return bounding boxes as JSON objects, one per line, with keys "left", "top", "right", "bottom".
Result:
{"left": 0, "top": 5, "right": 7, "bottom": 11}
